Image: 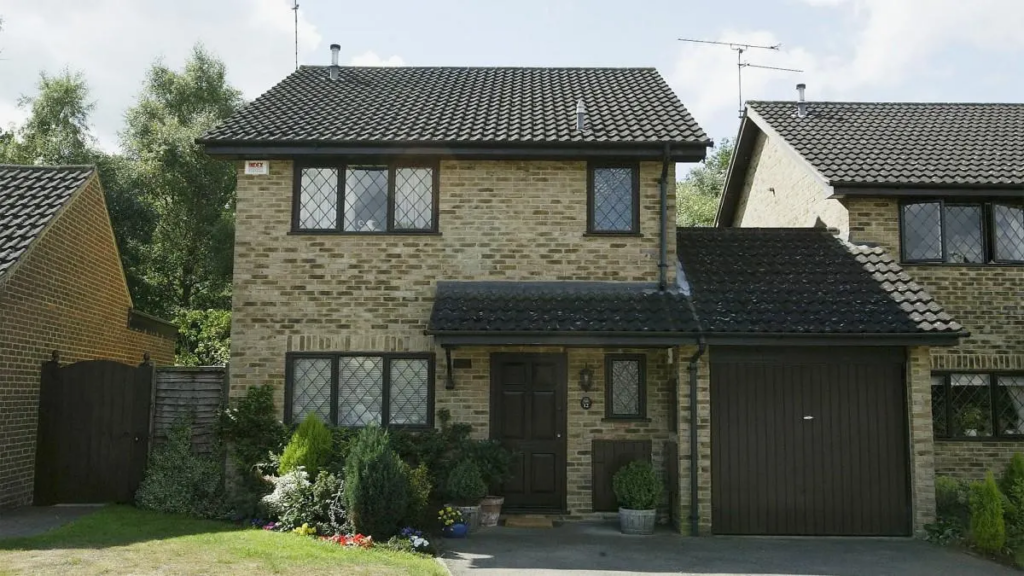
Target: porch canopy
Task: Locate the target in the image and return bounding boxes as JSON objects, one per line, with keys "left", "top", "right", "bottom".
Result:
{"left": 426, "top": 281, "right": 699, "bottom": 346}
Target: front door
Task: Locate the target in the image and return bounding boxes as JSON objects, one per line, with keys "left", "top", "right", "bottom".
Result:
{"left": 490, "top": 353, "right": 567, "bottom": 512}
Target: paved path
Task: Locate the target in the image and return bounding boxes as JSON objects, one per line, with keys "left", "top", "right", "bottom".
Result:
{"left": 0, "top": 505, "right": 101, "bottom": 539}
{"left": 441, "top": 522, "right": 1016, "bottom": 576}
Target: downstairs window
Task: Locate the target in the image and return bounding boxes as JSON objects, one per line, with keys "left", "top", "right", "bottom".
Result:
{"left": 932, "top": 372, "right": 1024, "bottom": 439}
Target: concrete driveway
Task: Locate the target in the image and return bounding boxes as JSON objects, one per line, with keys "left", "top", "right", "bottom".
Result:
{"left": 441, "top": 523, "right": 1015, "bottom": 576}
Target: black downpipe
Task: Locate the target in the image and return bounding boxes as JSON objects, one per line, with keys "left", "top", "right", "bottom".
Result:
{"left": 687, "top": 337, "right": 707, "bottom": 536}
{"left": 658, "top": 143, "right": 670, "bottom": 291}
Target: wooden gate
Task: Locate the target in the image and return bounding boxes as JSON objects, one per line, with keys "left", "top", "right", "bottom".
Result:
{"left": 34, "top": 358, "right": 153, "bottom": 505}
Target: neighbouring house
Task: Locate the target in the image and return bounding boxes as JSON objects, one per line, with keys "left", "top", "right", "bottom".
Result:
{"left": 718, "top": 92, "right": 1024, "bottom": 487}
{"left": 200, "top": 50, "right": 964, "bottom": 536}
{"left": 0, "top": 165, "right": 177, "bottom": 509}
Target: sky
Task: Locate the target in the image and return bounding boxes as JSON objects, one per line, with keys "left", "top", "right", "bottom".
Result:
{"left": 1, "top": 0, "right": 1022, "bottom": 165}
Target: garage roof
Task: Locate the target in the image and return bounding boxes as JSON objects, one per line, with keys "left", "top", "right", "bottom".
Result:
{"left": 676, "top": 228, "right": 964, "bottom": 337}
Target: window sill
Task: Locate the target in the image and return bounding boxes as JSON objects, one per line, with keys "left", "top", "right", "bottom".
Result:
{"left": 935, "top": 436, "right": 1024, "bottom": 442}
{"left": 601, "top": 417, "right": 652, "bottom": 423}
{"left": 583, "top": 232, "right": 644, "bottom": 238}
{"left": 288, "top": 230, "right": 443, "bottom": 237}
{"left": 900, "top": 261, "right": 1024, "bottom": 268}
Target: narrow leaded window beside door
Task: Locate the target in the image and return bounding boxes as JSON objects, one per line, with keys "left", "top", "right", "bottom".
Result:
{"left": 605, "top": 355, "right": 646, "bottom": 419}
{"left": 290, "top": 357, "right": 333, "bottom": 423}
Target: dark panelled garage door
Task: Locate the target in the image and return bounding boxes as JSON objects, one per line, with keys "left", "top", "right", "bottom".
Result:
{"left": 710, "top": 347, "right": 910, "bottom": 536}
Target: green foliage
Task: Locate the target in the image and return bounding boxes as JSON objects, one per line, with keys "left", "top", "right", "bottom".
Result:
{"left": 174, "top": 308, "right": 231, "bottom": 366}
{"left": 345, "top": 426, "right": 410, "bottom": 540}
{"left": 970, "top": 472, "right": 1006, "bottom": 554}
{"left": 261, "top": 470, "right": 346, "bottom": 534}
{"left": 444, "top": 459, "right": 486, "bottom": 505}
{"left": 135, "top": 416, "right": 224, "bottom": 518}
{"left": 219, "top": 385, "right": 287, "bottom": 477}
{"left": 1006, "top": 478, "right": 1024, "bottom": 545}
{"left": 404, "top": 463, "right": 432, "bottom": 526}
{"left": 612, "top": 460, "right": 662, "bottom": 510}
{"left": 279, "top": 414, "right": 334, "bottom": 477}
{"left": 924, "top": 517, "right": 964, "bottom": 545}
{"left": 471, "top": 439, "right": 513, "bottom": 491}
{"left": 935, "top": 475, "right": 972, "bottom": 527}
{"left": 1002, "top": 454, "right": 1024, "bottom": 495}
{"left": 1, "top": 69, "right": 96, "bottom": 165}
{"left": 676, "top": 138, "right": 733, "bottom": 227}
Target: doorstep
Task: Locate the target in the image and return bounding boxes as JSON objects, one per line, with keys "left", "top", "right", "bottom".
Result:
{"left": 501, "top": 514, "right": 556, "bottom": 528}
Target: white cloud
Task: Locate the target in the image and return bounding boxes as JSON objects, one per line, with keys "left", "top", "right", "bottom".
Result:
{"left": 0, "top": 0, "right": 323, "bottom": 151}
{"left": 349, "top": 51, "right": 405, "bottom": 67}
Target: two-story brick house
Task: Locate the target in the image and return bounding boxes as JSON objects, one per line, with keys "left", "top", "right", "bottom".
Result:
{"left": 718, "top": 94, "right": 1024, "bottom": 485}
{"left": 201, "top": 55, "right": 965, "bottom": 536}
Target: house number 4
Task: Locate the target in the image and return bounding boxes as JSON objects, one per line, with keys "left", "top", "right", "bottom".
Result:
{"left": 580, "top": 396, "right": 592, "bottom": 410}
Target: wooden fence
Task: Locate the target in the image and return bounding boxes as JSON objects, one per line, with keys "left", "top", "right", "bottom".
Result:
{"left": 152, "top": 366, "right": 228, "bottom": 453}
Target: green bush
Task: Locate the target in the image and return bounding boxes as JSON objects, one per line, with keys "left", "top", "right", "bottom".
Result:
{"left": 404, "top": 462, "right": 432, "bottom": 526}
{"left": 444, "top": 459, "right": 487, "bottom": 505}
{"left": 279, "top": 414, "right": 334, "bottom": 476}
{"left": 345, "top": 426, "right": 410, "bottom": 540}
{"left": 1003, "top": 454, "right": 1024, "bottom": 495}
{"left": 472, "top": 440, "right": 513, "bottom": 492}
{"left": 218, "top": 385, "right": 287, "bottom": 478}
{"left": 936, "top": 475, "right": 971, "bottom": 527}
{"left": 970, "top": 472, "right": 1006, "bottom": 554}
{"left": 136, "top": 416, "right": 225, "bottom": 518}
{"left": 612, "top": 460, "right": 662, "bottom": 510}
{"left": 261, "top": 469, "right": 346, "bottom": 534}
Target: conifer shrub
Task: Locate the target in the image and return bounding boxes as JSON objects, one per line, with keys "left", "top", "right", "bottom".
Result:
{"left": 970, "top": 472, "right": 1006, "bottom": 554}
{"left": 278, "top": 414, "right": 333, "bottom": 477}
{"left": 344, "top": 426, "right": 410, "bottom": 540}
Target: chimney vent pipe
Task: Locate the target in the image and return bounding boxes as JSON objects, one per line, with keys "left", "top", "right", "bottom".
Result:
{"left": 576, "top": 99, "right": 586, "bottom": 132}
{"left": 329, "top": 44, "right": 340, "bottom": 80}
{"left": 796, "top": 83, "right": 807, "bottom": 118}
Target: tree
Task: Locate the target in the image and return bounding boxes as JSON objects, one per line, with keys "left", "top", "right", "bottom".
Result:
{"left": 676, "top": 138, "right": 734, "bottom": 227}
{"left": 7, "top": 70, "right": 96, "bottom": 165}
{"left": 121, "top": 45, "right": 242, "bottom": 315}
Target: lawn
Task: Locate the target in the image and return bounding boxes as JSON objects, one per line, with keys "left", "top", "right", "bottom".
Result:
{"left": 0, "top": 506, "right": 447, "bottom": 576}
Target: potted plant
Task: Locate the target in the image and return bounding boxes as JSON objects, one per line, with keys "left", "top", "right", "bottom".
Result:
{"left": 612, "top": 460, "right": 662, "bottom": 535}
{"left": 958, "top": 405, "right": 987, "bottom": 437}
{"left": 438, "top": 506, "right": 468, "bottom": 538}
{"left": 473, "top": 440, "right": 513, "bottom": 527}
{"left": 444, "top": 459, "right": 487, "bottom": 532}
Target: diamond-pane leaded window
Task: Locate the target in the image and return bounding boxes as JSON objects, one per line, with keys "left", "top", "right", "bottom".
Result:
{"left": 931, "top": 375, "right": 948, "bottom": 438}
{"left": 944, "top": 205, "right": 984, "bottom": 263}
{"left": 344, "top": 167, "right": 388, "bottom": 232}
{"left": 339, "top": 356, "right": 384, "bottom": 426}
{"left": 997, "top": 376, "right": 1024, "bottom": 436}
{"left": 298, "top": 168, "right": 339, "bottom": 229}
{"left": 994, "top": 204, "right": 1024, "bottom": 262}
{"left": 606, "top": 356, "right": 645, "bottom": 418}
{"left": 394, "top": 168, "right": 434, "bottom": 231}
{"left": 389, "top": 359, "right": 429, "bottom": 425}
{"left": 902, "top": 202, "right": 942, "bottom": 261}
{"left": 291, "top": 357, "right": 333, "bottom": 423}
{"left": 591, "top": 167, "right": 637, "bottom": 233}
{"left": 950, "top": 373, "right": 992, "bottom": 437}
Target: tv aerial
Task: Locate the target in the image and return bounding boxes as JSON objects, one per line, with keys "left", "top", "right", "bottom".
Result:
{"left": 678, "top": 38, "right": 804, "bottom": 118}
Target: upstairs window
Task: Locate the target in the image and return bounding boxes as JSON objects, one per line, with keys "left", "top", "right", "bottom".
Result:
{"left": 287, "top": 353, "right": 434, "bottom": 428}
{"left": 294, "top": 163, "right": 438, "bottom": 233}
{"left": 588, "top": 164, "right": 639, "bottom": 234}
{"left": 901, "top": 200, "right": 1024, "bottom": 264}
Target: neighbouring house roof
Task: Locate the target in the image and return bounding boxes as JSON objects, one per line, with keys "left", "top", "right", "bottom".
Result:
{"left": 427, "top": 281, "right": 698, "bottom": 345}
{"left": 675, "top": 228, "right": 965, "bottom": 339}
{"left": 747, "top": 101, "right": 1024, "bottom": 188}
{"left": 199, "top": 67, "right": 710, "bottom": 160}
{"left": 0, "top": 165, "right": 95, "bottom": 279}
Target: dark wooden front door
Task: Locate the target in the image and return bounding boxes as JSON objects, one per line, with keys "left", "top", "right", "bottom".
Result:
{"left": 490, "top": 353, "right": 567, "bottom": 512}
{"left": 710, "top": 347, "right": 911, "bottom": 536}
{"left": 34, "top": 359, "right": 153, "bottom": 505}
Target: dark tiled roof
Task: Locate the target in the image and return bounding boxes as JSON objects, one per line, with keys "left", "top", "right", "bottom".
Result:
{"left": 428, "top": 281, "right": 698, "bottom": 334}
{"left": 200, "top": 67, "right": 709, "bottom": 146}
{"left": 748, "top": 101, "right": 1024, "bottom": 187}
{"left": 675, "top": 227, "right": 963, "bottom": 335}
{"left": 0, "top": 165, "right": 94, "bottom": 278}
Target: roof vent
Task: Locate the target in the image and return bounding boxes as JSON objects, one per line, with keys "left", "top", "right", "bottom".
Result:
{"left": 796, "top": 83, "right": 807, "bottom": 118}
{"left": 576, "top": 99, "right": 586, "bottom": 132}
{"left": 329, "top": 43, "right": 340, "bottom": 80}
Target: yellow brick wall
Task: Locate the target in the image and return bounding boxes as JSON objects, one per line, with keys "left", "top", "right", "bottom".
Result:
{"left": 0, "top": 175, "right": 175, "bottom": 508}
{"left": 731, "top": 131, "right": 849, "bottom": 234}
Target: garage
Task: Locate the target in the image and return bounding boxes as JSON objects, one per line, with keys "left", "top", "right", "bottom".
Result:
{"left": 710, "top": 346, "right": 911, "bottom": 536}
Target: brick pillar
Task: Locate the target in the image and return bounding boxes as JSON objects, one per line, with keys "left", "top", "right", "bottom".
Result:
{"left": 907, "top": 345, "right": 936, "bottom": 535}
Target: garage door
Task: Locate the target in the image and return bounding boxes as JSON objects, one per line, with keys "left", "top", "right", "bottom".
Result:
{"left": 710, "top": 347, "right": 910, "bottom": 536}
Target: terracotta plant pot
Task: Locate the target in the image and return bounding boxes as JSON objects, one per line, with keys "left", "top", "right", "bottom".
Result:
{"left": 479, "top": 496, "right": 504, "bottom": 527}
{"left": 454, "top": 504, "right": 481, "bottom": 532}
{"left": 442, "top": 522, "right": 469, "bottom": 538}
{"left": 618, "top": 507, "right": 656, "bottom": 535}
